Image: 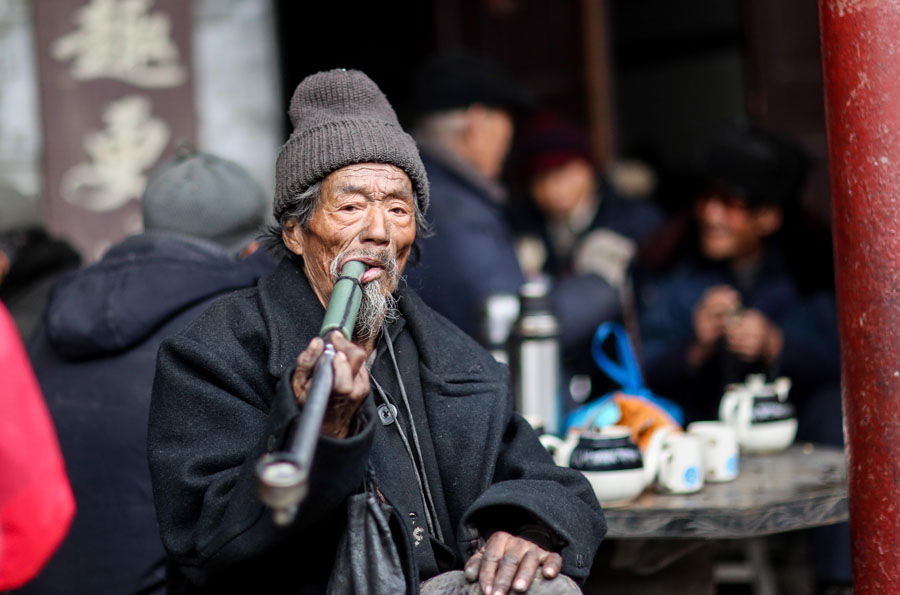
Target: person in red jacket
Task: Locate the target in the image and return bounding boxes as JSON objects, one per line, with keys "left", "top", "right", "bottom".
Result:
{"left": 0, "top": 302, "right": 74, "bottom": 589}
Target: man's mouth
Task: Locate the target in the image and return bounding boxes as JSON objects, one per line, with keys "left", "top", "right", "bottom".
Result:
{"left": 339, "top": 256, "right": 387, "bottom": 284}
{"left": 360, "top": 266, "right": 383, "bottom": 284}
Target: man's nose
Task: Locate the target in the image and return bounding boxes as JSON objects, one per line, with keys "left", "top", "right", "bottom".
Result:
{"left": 699, "top": 198, "right": 727, "bottom": 223}
{"left": 359, "top": 206, "right": 390, "bottom": 245}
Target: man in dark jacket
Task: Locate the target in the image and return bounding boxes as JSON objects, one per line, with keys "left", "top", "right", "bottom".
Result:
{"left": 148, "top": 69, "right": 605, "bottom": 595}
{"left": 21, "top": 148, "right": 274, "bottom": 595}
{"left": 637, "top": 128, "right": 838, "bottom": 423}
{"left": 637, "top": 128, "right": 849, "bottom": 593}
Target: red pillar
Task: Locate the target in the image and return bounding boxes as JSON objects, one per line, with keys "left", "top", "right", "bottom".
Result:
{"left": 818, "top": 2, "right": 900, "bottom": 591}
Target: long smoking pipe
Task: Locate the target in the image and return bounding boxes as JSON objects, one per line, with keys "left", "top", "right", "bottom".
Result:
{"left": 256, "top": 260, "right": 368, "bottom": 525}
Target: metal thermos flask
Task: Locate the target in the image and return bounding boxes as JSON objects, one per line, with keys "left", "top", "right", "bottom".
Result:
{"left": 479, "top": 293, "right": 521, "bottom": 365}
{"left": 509, "top": 279, "right": 561, "bottom": 435}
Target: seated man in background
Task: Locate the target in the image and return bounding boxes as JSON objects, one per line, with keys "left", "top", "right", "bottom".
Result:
{"left": 638, "top": 127, "right": 838, "bottom": 421}
{"left": 21, "top": 146, "right": 274, "bottom": 595}
{"left": 148, "top": 69, "right": 605, "bottom": 594}
{"left": 406, "top": 52, "right": 629, "bottom": 378}
{"left": 637, "top": 127, "right": 849, "bottom": 593}
{"left": 512, "top": 113, "right": 664, "bottom": 391}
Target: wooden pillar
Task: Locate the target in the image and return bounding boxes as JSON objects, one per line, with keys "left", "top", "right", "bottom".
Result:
{"left": 580, "top": 0, "right": 615, "bottom": 168}
{"left": 818, "top": 1, "right": 900, "bottom": 591}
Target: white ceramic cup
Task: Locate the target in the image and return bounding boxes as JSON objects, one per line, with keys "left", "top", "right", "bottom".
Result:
{"left": 655, "top": 432, "right": 704, "bottom": 494}
{"left": 686, "top": 421, "right": 739, "bottom": 482}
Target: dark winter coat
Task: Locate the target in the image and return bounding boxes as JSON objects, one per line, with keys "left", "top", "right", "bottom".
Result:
{"left": 638, "top": 249, "right": 840, "bottom": 422}
{"left": 406, "top": 150, "right": 526, "bottom": 340}
{"left": 148, "top": 258, "right": 606, "bottom": 594}
{"left": 20, "top": 233, "right": 274, "bottom": 595}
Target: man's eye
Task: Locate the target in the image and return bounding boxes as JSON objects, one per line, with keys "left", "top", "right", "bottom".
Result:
{"left": 340, "top": 204, "right": 362, "bottom": 212}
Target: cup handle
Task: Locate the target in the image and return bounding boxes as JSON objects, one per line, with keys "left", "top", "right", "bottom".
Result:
{"left": 719, "top": 391, "right": 739, "bottom": 424}
{"left": 642, "top": 426, "right": 671, "bottom": 486}
{"left": 657, "top": 448, "right": 674, "bottom": 486}
{"left": 539, "top": 435, "right": 564, "bottom": 464}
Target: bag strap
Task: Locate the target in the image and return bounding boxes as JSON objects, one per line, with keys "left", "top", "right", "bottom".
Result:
{"left": 591, "top": 321, "right": 645, "bottom": 392}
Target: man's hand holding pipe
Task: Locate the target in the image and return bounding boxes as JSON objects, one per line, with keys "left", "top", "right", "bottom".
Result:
{"left": 292, "top": 333, "right": 369, "bottom": 439}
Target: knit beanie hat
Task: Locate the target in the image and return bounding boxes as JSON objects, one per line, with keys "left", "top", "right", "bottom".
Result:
{"left": 274, "top": 69, "right": 429, "bottom": 222}
{"left": 141, "top": 145, "right": 268, "bottom": 251}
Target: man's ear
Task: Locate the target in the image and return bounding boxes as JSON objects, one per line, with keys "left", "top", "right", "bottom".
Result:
{"left": 755, "top": 206, "right": 784, "bottom": 237}
{"left": 282, "top": 218, "right": 304, "bottom": 256}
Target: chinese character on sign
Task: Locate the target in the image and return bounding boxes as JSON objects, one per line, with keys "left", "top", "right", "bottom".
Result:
{"left": 52, "top": 0, "right": 186, "bottom": 88}
{"left": 61, "top": 95, "right": 170, "bottom": 212}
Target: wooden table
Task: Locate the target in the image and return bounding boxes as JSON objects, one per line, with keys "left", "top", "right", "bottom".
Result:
{"left": 588, "top": 444, "right": 848, "bottom": 595}
{"left": 603, "top": 443, "right": 848, "bottom": 539}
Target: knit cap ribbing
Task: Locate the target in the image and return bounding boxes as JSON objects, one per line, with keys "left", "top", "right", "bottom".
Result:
{"left": 274, "top": 69, "right": 429, "bottom": 221}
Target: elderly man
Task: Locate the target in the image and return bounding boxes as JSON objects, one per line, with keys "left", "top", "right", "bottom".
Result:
{"left": 148, "top": 70, "right": 605, "bottom": 595}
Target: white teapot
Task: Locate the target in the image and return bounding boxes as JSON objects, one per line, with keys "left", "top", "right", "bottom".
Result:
{"left": 540, "top": 426, "right": 648, "bottom": 505}
{"left": 719, "top": 375, "right": 797, "bottom": 453}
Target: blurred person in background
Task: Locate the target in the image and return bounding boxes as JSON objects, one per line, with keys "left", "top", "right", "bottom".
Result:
{"left": 636, "top": 127, "right": 848, "bottom": 593}
{"left": 0, "top": 184, "right": 81, "bottom": 340}
{"left": 0, "top": 301, "right": 74, "bottom": 591}
{"left": 19, "top": 146, "right": 275, "bottom": 595}
{"left": 511, "top": 112, "right": 664, "bottom": 392}
{"left": 637, "top": 127, "right": 838, "bottom": 422}
{"left": 405, "top": 51, "right": 531, "bottom": 340}
{"left": 406, "top": 52, "right": 635, "bottom": 379}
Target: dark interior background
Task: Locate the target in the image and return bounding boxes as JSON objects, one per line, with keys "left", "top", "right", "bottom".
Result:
{"left": 275, "top": 0, "right": 828, "bottom": 222}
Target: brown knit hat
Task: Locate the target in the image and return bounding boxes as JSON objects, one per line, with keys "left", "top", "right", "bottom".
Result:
{"left": 274, "top": 69, "right": 429, "bottom": 222}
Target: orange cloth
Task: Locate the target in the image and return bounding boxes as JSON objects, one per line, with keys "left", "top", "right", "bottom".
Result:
{"left": 612, "top": 392, "right": 681, "bottom": 451}
{"left": 0, "top": 304, "right": 75, "bottom": 589}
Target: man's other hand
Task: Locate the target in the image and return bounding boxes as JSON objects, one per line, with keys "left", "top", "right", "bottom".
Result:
{"left": 292, "top": 333, "right": 370, "bottom": 439}
{"left": 725, "top": 308, "right": 784, "bottom": 363}
{"left": 464, "top": 531, "right": 563, "bottom": 595}
{"left": 687, "top": 285, "right": 741, "bottom": 367}
{"left": 693, "top": 285, "right": 741, "bottom": 347}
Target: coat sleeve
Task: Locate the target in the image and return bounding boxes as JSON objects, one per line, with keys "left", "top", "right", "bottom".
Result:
{"left": 459, "top": 413, "right": 607, "bottom": 583}
{"left": 147, "top": 299, "right": 375, "bottom": 585}
{"left": 0, "top": 305, "right": 75, "bottom": 590}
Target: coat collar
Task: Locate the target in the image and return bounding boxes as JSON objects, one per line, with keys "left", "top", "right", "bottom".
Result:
{"left": 257, "top": 258, "right": 326, "bottom": 378}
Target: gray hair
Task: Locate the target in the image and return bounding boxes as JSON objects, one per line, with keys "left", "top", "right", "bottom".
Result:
{"left": 262, "top": 176, "right": 431, "bottom": 261}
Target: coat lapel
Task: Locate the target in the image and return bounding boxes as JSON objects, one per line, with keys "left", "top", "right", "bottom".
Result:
{"left": 257, "top": 258, "right": 326, "bottom": 378}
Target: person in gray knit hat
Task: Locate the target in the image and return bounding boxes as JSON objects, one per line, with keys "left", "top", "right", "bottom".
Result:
{"left": 19, "top": 146, "right": 276, "bottom": 595}
{"left": 149, "top": 69, "right": 605, "bottom": 595}
{"left": 143, "top": 144, "right": 269, "bottom": 253}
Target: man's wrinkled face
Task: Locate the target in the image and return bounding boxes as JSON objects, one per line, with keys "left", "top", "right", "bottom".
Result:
{"left": 283, "top": 163, "right": 417, "bottom": 310}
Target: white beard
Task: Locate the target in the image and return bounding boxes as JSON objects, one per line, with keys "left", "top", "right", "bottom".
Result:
{"left": 329, "top": 247, "right": 400, "bottom": 343}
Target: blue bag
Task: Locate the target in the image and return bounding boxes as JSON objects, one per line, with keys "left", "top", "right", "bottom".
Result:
{"left": 564, "top": 322, "right": 684, "bottom": 432}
